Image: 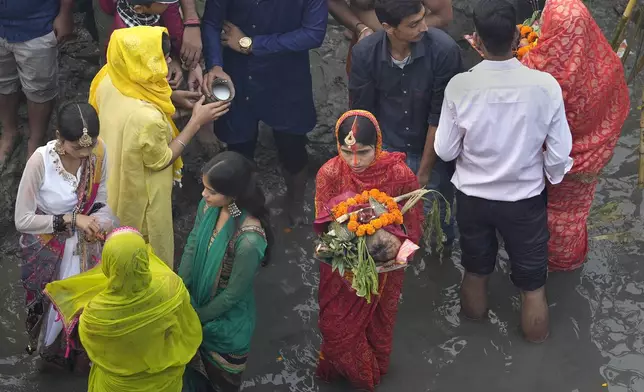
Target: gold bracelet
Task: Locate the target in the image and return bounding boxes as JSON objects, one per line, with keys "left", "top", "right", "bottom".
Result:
{"left": 358, "top": 26, "right": 370, "bottom": 37}
{"left": 176, "top": 139, "right": 187, "bottom": 148}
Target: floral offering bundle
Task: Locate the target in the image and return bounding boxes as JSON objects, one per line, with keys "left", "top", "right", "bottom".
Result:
{"left": 464, "top": 10, "right": 541, "bottom": 60}
{"left": 314, "top": 188, "right": 448, "bottom": 303}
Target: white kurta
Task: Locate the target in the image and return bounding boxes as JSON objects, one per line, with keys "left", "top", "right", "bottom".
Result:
{"left": 14, "top": 140, "right": 114, "bottom": 348}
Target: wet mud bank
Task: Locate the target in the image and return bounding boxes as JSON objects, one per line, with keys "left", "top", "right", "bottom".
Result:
{"left": 2, "top": 3, "right": 644, "bottom": 391}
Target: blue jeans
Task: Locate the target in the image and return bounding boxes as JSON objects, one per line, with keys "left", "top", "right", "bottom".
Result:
{"left": 385, "top": 146, "right": 456, "bottom": 244}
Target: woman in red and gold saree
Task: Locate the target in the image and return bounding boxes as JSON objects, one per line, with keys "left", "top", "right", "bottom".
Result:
{"left": 314, "top": 110, "right": 423, "bottom": 391}
{"left": 521, "top": 0, "right": 630, "bottom": 271}
{"left": 15, "top": 103, "right": 118, "bottom": 370}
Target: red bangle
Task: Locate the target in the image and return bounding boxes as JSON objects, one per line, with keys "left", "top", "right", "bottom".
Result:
{"left": 183, "top": 18, "right": 201, "bottom": 25}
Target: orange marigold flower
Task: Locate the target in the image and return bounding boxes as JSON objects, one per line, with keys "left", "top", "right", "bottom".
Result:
{"left": 520, "top": 25, "right": 532, "bottom": 37}
{"left": 362, "top": 191, "right": 370, "bottom": 199}
{"left": 366, "top": 225, "right": 376, "bottom": 236}
{"left": 527, "top": 31, "right": 538, "bottom": 43}
{"left": 346, "top": 198, "right": 357, "bottom": 206}
{"left": 356, "top": 226, "right": 367, "bottom": 237}
{"left": 516, "top": 46, "right": 530, "bottom": 58}
{"left": 350, "top": 213, "right": 358, "bottom": 222}
{"left": 347, "top": 221, "right": 359, "bottom": 232}
{"left": 372, "top": 218, "right": 383, "bottom": 229}
{"left": 395, "top": 214, "right": 404, "bottom": 225}
{"left": 376, "top": 195, "right": 388, "bottom": 204}
{"left": 369, "top": 189, "right": 381, "bottom": 198}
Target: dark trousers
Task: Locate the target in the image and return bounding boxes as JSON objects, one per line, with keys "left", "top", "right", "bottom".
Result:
{"left": 455, "top": 190, "right": 549, "bottom": 291}
{"left": 227, "top": 131, "right": 308, "bottom": 174}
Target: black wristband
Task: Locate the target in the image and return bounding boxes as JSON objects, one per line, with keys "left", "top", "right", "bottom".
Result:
{"left": 184, "top": 22, "right": 201, "bottom": 27}
{"left": 53, "top": 215, "right": 65, "bottom": 233}
{"left": 71, "top": 211, "right": 77, "bottom": 233}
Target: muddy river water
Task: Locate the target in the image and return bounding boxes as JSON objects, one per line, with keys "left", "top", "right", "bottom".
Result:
{"left": 1, "top": 9, "right": 644, "bottom": 392}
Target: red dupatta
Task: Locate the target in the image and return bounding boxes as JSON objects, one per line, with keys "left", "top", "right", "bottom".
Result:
{"left": 521, "top": 0, "right": 630, "bottom": 176}
{"left": 314, "top": 110, "right": 423, "bottom": 242}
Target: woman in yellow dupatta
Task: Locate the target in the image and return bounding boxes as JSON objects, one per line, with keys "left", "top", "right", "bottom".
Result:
{"left": 44, "top": 227, "right": 202, "bottom": 391}
{"left": 88, "top": 26, "right": 229, "bottom": 265}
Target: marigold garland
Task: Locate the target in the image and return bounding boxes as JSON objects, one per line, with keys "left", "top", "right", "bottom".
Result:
{"left": 331, "top": 189, "right": 403, "bottom": 237}
{"left": 516, "top": 24, "right": 539, "bottom": 60}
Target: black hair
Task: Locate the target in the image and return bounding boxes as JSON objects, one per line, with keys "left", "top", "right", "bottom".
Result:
{"left": 56, "top": 102, "right": 100, "bottom": 141}
{"left": 161, "top": 32, "right": 171, "bottom": 57}
{"left": 202, "top": 151, "right": 274, "bottom": 264}
{"left": 337, "top": 115, "right": 378, "bottom": 147}
{"left": 375, "top": 0, "right": 424, "bottom": 28}
{"left": 473, "top": 0, "right": 517, "bottom": 56}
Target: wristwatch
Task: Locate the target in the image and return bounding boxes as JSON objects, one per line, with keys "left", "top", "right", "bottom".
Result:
{"left": 239, "top": 36, "right": 252, "bottom": 54}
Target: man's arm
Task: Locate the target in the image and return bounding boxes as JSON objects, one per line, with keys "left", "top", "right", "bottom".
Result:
{"left": 329, "top": 0, "right": 367, "bottom": 35}
{"left": 202, "top": 0, "right": 229, "bottom": 70}
{"left": 179, "top": 0, "right": 203, "bottom": 68}
{"left": 416, "top": 41, "right": 462, "bottom": 184}
{"left": 348, "top": 44, "right": 376, "bottom": 113}
{"left": 434, "top": 92, "right": 462, "bottom": 162}
{"left": 544, "top": 92, "right": 573, "bottom": 184}
{"left": 423, "top": 0, "right": 453, "bottom": 29}
{"left": 180, "top": 0, "right": 200, "bottom": 20}
{"left": 252, "top": 0, "right": 328, "bottom": 56}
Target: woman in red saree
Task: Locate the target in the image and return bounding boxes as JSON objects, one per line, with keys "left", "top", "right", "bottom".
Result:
{"left": 521, "top": 0, "right": 630, "bottom": 271}
{"left": 314, "top": 109, "right": 423, "bottom": 391}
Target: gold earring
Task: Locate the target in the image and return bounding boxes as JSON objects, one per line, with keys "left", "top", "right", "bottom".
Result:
{"left": 54, "top": 140, "right": 66, "bottom": 156}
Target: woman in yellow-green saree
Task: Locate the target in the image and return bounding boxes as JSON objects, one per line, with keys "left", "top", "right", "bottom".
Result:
{"left": 44, "top": 227, "right": 202, "bottom": 391}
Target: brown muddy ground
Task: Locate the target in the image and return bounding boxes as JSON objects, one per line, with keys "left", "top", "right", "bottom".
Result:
{"left": 1, "top": 3, "right": 644, "bottom": 392}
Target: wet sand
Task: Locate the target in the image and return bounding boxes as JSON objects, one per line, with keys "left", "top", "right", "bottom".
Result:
{"left": 2, "top": 5, "right": 644, "bottom": 392}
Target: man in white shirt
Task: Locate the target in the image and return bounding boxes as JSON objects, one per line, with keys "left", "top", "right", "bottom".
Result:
{"left": 434, "top": 0, "right": 573, "bottom": 343}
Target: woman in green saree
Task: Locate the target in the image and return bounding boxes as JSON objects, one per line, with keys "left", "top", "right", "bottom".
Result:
{"left": 179, "top": 151, "right": 273, "bottom": 392}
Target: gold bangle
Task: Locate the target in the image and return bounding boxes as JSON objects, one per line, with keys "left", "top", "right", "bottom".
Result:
{"left": 358, "top": 26, "right": 370, "bottom": 37}
{"left": 176, "top": 139, "right": 187, "bottom": 148}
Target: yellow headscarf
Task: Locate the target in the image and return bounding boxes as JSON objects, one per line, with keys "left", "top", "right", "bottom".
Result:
{"left": 45, "top": 228, "right": 202, "bottom": 392}
{"left": 88, "top": 26, "right": 183, "bottom": 183}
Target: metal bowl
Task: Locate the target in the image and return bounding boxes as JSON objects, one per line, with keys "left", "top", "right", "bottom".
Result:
{"left": 206, "top": 78, "right": 234, "bottom": 103}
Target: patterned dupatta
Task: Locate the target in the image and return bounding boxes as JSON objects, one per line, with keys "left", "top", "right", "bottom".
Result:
{"left": 21, "top": 139, "right": 106, "bottom": 307}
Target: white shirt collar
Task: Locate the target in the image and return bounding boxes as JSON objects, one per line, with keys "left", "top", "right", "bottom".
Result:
{"left": 473, "top": 58, "right": 523, "bottom": 71}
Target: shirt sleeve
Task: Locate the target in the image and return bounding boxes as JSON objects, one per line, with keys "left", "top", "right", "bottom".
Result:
{"left": 160, "top": 4, "right": 184, "bottom": 58}
{"left": 98, "top": 0, "right": 116, "bottom": 15}
{"left": 428, "top": 41, "right": 463, "bottom": 127}
{"left": 135, "top": 110, "right": 174, "bottom": 171}
{"left": 14, "top": 152, "right": 54, "bottom": 234}
{"left": 543, "top": 91, "right": 574, "bottom": 184}
{"left": 434, "top": 87, "right": 463, "bottom": 162}
{"left": 196, "top": 232, "right": 267, "bottom": 323}
{"left": 251, "top": 0, "right": 328, "bottom": 56}
{"left": 348, "top": 44, "right": 376, "bottom": 113}
{"left": 202, "top": 0, "right": 229, "bottom": 70}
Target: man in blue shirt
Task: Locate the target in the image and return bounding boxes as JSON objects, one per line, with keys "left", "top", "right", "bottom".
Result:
{"left": 200, "top": 0, "right": 328, "bottom": 225}
{"left": 349, "top": 0, "right": 462, "bottom": 246}
{"left": 0, "top": 0, "right": 74, "bottom": 164}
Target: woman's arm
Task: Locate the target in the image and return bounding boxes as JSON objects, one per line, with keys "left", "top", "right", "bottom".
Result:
{"left": 195, "top": 232, "right": 266, "bottom": 323}
{"left": 15, "top": 152, "right": 67, "bottom": 234}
